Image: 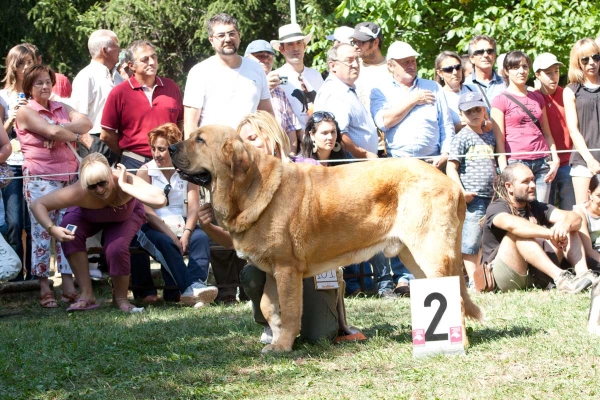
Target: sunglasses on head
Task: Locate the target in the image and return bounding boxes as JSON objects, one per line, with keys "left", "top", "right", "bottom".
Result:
{"left": 312, "top": 111, "right": 335, "bottom": 124}
{"left": 473, "top": 48, "right": 495, "bottom": 56}
{"left": 163, "top": 183, "right": 172, "bottom": 207}
{"left": 581, "top": 53, "right": 600, "bottom": 66}
{"left": 440, "top": 64, "right": 462, "bottom": 73}
{"left": 87, "top": 180, "right": 108, "bottom": 191}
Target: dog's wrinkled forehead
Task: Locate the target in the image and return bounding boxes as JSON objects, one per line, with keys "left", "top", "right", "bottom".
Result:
{"left": 190, "top": 124, "right": 240, "bottom": 145}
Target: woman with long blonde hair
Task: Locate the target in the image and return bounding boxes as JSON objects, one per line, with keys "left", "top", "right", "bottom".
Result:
{"left": 563, "top": 38, "right": 600, "bottom": 204}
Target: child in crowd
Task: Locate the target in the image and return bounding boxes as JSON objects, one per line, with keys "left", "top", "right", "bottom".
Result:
{"left": 447, "top": 92, "right": 497, "bottom": 286}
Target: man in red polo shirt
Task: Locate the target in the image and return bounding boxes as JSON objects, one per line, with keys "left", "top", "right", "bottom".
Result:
{"left": 101, "top": 40, "right": 183, "bottom": 170}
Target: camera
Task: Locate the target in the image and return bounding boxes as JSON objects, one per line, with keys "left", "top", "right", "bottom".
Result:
{"left": 279, "top": 76, "right": 288, "bottom": 85}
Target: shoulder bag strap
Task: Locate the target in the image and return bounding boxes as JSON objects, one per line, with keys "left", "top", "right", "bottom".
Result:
{"left": 474, "top": 82, "right": 491, "bottom": 109}
{"left": 502, "top": 92, "right": 542, "bottom": 132}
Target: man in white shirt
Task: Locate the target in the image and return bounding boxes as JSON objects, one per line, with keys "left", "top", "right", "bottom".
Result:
{"left": 69, "top": 29, "right": 122, "bottom": 165}
{"left": 183, "top": 13, "right": 273, "bottom": 138}
{"left": 271, "top": 23, "right": 324, "bottom": 130}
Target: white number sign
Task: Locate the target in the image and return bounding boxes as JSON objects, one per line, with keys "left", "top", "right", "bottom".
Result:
{"left": 410, "top": 276, "right": 465, "bottom": 357}
{"left": 314, "top": 269, "right": 339, "bottom": 290}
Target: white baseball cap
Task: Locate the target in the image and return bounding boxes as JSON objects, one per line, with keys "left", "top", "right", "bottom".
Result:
{"left": 386, "top": 41, "right": 419, "bottom": 61}
{"left": 326, "top": 26, "right": 354, "bottom": 44}
{"left": 533, "top": 53, "right": 564, "bottom": 72}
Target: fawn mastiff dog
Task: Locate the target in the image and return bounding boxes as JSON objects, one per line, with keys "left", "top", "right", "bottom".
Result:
{"left": 170, "top": 125, "right": 482, "bottom": 353}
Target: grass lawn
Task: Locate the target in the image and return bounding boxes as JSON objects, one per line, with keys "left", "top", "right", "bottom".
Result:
{"left": 1, "top": 285, "right": 599, "bottom": 400}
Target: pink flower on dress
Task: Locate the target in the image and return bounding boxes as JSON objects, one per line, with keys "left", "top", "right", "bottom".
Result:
{"left": 40, "top": 230, "right": 50, "bottom": 240}
{"left": 36, "top": 262, "right": 48, "bottom": 275}
{"left": 35, "top": 247, "right": 47, "bottom": 257}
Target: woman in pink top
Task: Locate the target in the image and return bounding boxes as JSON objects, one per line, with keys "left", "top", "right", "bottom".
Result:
{"left": 491, "top": 51, "right": 559, "bottom": 203}
{"left": 15, "top": 64, "right": 92, "bottom": 308}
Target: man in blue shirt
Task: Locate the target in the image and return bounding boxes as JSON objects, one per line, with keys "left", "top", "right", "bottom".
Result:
{"left": 464, "top": 35, "right": 506, "bottom": 108}
{"left": 314, "top": 43, "right": 379, "bottom": 159}
{"left": 370, "top": 41, "right": 454, "bottom": 169}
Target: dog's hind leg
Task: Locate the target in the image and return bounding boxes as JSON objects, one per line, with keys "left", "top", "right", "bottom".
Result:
{"left": 261, "top": 274, "right": 282, "bottom": 353}
{"left": 262, "top": 267, "right": 303, "bottom": 352}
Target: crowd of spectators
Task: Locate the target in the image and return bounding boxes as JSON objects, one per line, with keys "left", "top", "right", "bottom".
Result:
{"left": 2, "top": 12, "right": 600, "bottom": 344}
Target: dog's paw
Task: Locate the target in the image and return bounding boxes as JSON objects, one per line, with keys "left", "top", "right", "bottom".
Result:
{"left": 261, "top": 343, "right": 292, "bottom": 353}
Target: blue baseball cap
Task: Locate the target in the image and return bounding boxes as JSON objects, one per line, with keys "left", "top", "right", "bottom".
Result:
{"left": 458, "top": 91, "right": 486, "bottom": 111}
{"left": 244, "top": 40, "right": 275, "bottom": 57}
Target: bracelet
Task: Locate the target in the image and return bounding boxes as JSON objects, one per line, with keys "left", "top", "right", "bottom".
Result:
{"left": 47, "top": 223, "right": 55, "bottom": 232}
{"left": 75, "top": 133, "right": 80, "bottom": 142}
{"left": 184, "top": 228, "right": 193, "bottom": 234}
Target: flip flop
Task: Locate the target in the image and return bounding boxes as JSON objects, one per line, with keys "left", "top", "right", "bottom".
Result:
{"left": 39, "top": 292, "right": 59, "bottom": 308}
{"left": 67, "top": 299, "right": 100, "bottom": 312}
{"left": 61, "top": 291, "right": 80, "bottom": 304}
{"left": 334, "top": 332, "right": 368, "bottom": 344}
{"left": 117, "top": 303, "right": 144, "bottom": 313}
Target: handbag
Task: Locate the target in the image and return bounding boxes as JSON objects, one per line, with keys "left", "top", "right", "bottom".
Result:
{"left": 0, "top": 233, "right": 22, "bottom": 281}
{"left": 473, "top": 261, "right": 496, "bottom": 292}
{"left": 0, "top": 163, "right": 14, "bottom": 189}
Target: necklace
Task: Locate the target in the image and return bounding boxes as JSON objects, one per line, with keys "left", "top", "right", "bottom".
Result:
{"left": 108, "top": 190, "right": 123, "bottom": 212}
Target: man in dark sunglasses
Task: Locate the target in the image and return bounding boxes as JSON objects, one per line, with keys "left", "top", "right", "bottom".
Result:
{"left": 465, "top": 35, "right": 506, "bottom": 107}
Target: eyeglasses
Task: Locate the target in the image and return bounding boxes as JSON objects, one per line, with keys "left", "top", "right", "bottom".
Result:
{"left": 87, "top": 181, "right": 108, "bottom": 191}
{"left": 351, "top": 39, "right": 373, "bottom": 47}
{"left": 33, "top": 80, "right": 53, "bottom": 88}
{"left": 581, "top": 54, "right": 600, "bottom": 66}
{"left": 472, "top": 48, "right": 495, "bottom": 56}
{"left": 312, "top": 111, "right": 335, "bottom": 123}
{"left": 212, "top": 31, "right": 238, "bottom": 41}
{"left": 334, "top": 58, "right": 359, "bottom": 68}
{"left": 163, "top": 183, "right": 172, "bottom": 206}
{"left": 439, "top": 64, "right": 462, "bottom": 73}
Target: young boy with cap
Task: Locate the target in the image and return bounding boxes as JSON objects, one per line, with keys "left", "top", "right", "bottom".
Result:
{"left": 533, "top": 53, "right": 575, "bottom": 211}
{"left": 447, "top": 91, "right": 497, "bottom": 286}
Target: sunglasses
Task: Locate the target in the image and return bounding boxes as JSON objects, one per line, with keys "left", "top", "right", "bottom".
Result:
{"left": 164, "top": 183, "right": 172, "bottom": 207}
{"left": 87, "top": 181, "right": 108, "bottom": 191}
{"left": 581, "top": 53, "right": 600, "bottom": 66}
{"left": 351, "top": 39, "right": 373, "bottom": 47}
{"left": 440, "top": 64, "right": 462, "bottom": 73}
{"left": 472, "top": 48, "right": 495, "bottom": 56}
{"left": 312, "top": 111, "right": 335, "bottom": 123}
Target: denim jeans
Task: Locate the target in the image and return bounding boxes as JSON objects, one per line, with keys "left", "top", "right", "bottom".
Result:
{"left": 344, "top": 252, "right": 393, "bottom": 295}
{"left": 508, "top": 157, "right": 550, "bottom": 203}
{"left": 136, "top": 223, "right": 211, "bottom": 295}
{"left": 1, "top": 165, "right": 32, "bottom": 281}
{"left": 549, "top": 164, "right": 575, "bottom": 210}
{"left": 390, "top": 256, "right": 415, "bottom": 285}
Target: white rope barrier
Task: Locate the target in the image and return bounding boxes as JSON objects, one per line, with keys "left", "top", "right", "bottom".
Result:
{"left": 1, "top": 148, "right": 599, "bottom": 181}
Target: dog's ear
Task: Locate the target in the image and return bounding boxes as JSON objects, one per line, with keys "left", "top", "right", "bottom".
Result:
{"left": 221, "top": 138, "right": 252, "bottom": 180}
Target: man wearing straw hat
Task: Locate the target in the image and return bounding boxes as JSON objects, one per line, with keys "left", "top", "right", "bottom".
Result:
{"left": 271, "top": 23, "right": 323, "bottom": 130}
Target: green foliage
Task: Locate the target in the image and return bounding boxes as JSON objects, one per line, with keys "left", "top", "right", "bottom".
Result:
{"left": 1, "top": 0, "right": 599, "bottom": 84}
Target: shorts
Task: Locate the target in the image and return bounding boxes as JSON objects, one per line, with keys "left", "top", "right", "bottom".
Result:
{"left": 570, "top": 164, "right": 593, "bottom": 178}
{"left": 461, "top": 196, "right": 491, "bottom": 255}
{"left": 490, "top": 257, "right": 534, "bottom": 292}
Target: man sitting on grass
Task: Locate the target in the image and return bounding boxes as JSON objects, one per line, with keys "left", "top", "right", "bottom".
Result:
{"left": 482, "top": 163, "right": 598, "bottom": 292}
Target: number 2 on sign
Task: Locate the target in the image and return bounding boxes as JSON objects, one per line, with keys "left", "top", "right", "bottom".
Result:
{"left": 424, "top": 292, "right": 448, "bottom": 341}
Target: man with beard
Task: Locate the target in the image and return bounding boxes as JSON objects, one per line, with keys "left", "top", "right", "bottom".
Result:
{"left": 482, "top": 163, "right": 596, "bottom": 292}
{"left": 350, "top": 22, "right": 387, "bottom": 112}
{"left": 183, "top": 13, "right": 273, "bottom": 137}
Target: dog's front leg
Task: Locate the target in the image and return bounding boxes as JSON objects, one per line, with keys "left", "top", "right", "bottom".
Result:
{"left": 262, "top": 266, "right": 303, "bottom": 352}
{"left": 261, "top": 273, "right": 282, "bottom": 352}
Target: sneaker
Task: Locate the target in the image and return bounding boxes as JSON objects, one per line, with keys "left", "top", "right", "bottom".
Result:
{"left": 393, "top": 282, "right": 410, "bottom": 297}
{"left": 378, "top": 288, "right": 397, "bottom": 300}
{"left": 260, "top": 326, "right": 273, "bottom": 344}
{"left": 555, "top": 270, "right": 592, "bottom": 294}
{"left": 579, "top": 270, "right": 600, "bottom": 286}
{"left": 181, "top": 282, "right": 218, "bottom": 306}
